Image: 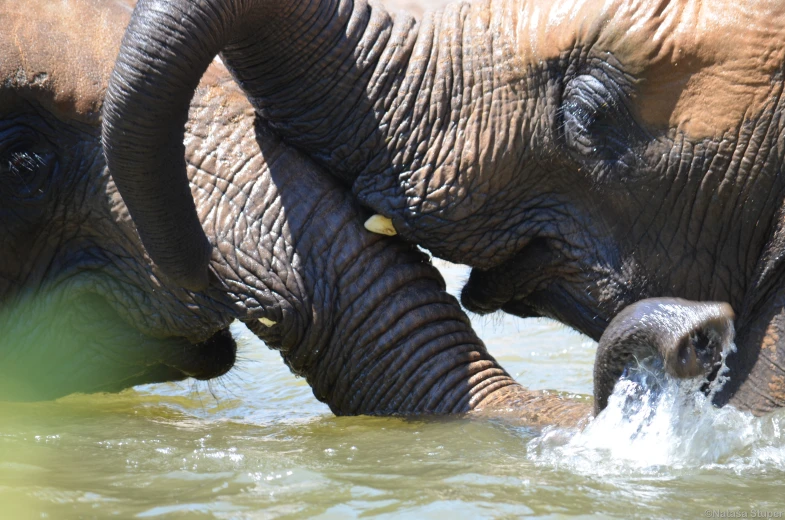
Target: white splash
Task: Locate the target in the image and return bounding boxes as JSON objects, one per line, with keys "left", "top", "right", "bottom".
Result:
{"left": 527, "top": 355, "right": 785, "bottom": 476}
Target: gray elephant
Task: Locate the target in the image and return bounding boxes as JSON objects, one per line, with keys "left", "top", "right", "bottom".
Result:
{"left": 1, "top": 0, "right": 607, "bottom": 426}
{"left": 102, "top": 0, "right": 785, "bottom": 414}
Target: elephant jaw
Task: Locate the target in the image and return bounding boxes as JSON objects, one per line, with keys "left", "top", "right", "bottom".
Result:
{"left": 459, "top": 236, "right": 613, "bottom": 339}
{"left": 164, "top": 328, "right": 237, "bottom": 381}
{"left": 0, "top": 278, "right": 239, "bottom": 401}
{"left": 100, "top": 328, "right": 238, "bottom": 392}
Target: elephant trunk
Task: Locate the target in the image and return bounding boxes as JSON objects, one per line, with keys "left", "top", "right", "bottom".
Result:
{"left": 103, "top": 0, "right": 381, "bottom": 289}
{"left": 104, "top": 0, "right": 538, "bottom": 279}
{"left": 177, "top": 72, "right": 587, "bottom": 423}
{"left": 244, "top": 237, "right": 516, "bottom": 415}
{"left": 593, "top": 298, "right": 735, "bottom": 415}
{"left": 102, "top": 0, "right": 254, "bottom": 290}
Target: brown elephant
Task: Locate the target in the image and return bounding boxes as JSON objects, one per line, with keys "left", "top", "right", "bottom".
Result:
{"left": 1, "top": 0, "right": 613, "bottom": 427}
{"left": 101, "top": 0, "right": 785, "bottom": 414}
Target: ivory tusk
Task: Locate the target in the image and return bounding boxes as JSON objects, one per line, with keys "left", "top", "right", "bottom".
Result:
{"left": 364, "top": 214, "right": 397, "bottom": 236}
{"left": 258, "top": 317, "right": 277, "bottom": 327}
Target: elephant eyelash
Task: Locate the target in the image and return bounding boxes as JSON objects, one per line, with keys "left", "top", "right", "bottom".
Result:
{"left": 8, "top": 150, "right": 44, "bottom": 177}
{"left": 1, "top": 147, "right": 56, "bottom": 201}
{"left": 557, "top": 72, "right": 649, "bottom": 182}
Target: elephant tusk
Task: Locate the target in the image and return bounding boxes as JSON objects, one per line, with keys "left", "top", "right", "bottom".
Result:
{"left": 364, "top": 215, "right": 397, "bottom": 236}
{"left": 258, "top": 317, "right": 277, "bottom": 327}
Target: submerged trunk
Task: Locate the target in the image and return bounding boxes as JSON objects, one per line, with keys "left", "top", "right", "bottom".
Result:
{"left": 185, "top": 68, "right": 587, "bottom": 424}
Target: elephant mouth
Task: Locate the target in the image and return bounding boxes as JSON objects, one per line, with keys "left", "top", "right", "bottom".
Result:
{"left": 460, "top": 238, "right": 610, "bottom": 338}
{"left": 0, "top": 283, "right": 238, "bottom": 401}
{"left": 461, "top": 238, "right": 555, "bottom": 314}
{"left": 77, "top": 278, "right": 239, "bottom": 385}
{"left": 162, "top": 327, "right": 237, "bottom": 381}
{"left": 81, "top": 284, "right": 239, "bottom": 386}
{"left": 463, "top": 272, "right": 613, "bottom": 341}
{"left": 71, "top": 327, "right": 238, "bottom": 396}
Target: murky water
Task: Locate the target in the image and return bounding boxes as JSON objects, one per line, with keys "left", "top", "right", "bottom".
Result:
{"left": 2, "top": 260, "right": 785, "bottom": 519}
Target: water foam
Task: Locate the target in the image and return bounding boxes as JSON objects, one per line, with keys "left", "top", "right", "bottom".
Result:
{"left": 527, "top": 355, "right": 785, "bottom": 476}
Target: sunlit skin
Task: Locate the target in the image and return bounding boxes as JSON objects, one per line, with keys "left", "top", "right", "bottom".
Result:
{"left": 102, "top": 0, "right": 785, "bottom": 415}
{"left": 1, "top": 0, "right": 602, "bottom": 427}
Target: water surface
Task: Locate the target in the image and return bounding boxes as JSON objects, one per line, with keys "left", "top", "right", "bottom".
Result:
{"left": 2, "top": 261, "right": 784, "bottom": 519}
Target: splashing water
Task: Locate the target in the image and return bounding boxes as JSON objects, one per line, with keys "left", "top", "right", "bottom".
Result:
{"left": 527, "top": 352, "right": 785, "bottom": 477}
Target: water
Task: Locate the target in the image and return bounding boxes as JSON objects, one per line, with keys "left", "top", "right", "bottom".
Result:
{"left": 2, "top": 261, "right": 785, "bottom": 519}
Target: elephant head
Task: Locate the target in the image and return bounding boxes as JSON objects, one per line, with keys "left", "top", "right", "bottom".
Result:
{"left": 0, "top": 0, "right": 592, "bottom": 426}
{"left": 102, "top": 0, "right": 785, "bottom": 414}
{"left": 0, "top": 0, "right": 229, "bottom": 398}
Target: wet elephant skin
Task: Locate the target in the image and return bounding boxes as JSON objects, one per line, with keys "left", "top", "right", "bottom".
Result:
{"left": 102, "top": 0, "right": 785, "bottom": 414}
{"left": 0, "top": 0, "right": 589, "bottom": 427}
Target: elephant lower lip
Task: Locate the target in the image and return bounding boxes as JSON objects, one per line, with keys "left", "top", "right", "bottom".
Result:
{"left": 167, "top": 328, "right": 237, "bottom": 380}
{"left": 94, "top": 364, "right": 190, "bottom": 393}
{"left": 461, "top": 238, "right": 558, "bottom": 316}
{"left": 462, "top": 295, "right": 506, "bottom": 315}
{"left": 501, "top": 300, "right": 542, "bottom": 318}
{"left": 460, "top": 274, "right": 521, "bottom": 315}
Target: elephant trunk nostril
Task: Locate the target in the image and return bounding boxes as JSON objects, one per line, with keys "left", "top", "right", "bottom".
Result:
{"left": 595, "top": 298, "right": 736, "bottom": 414}
{"left": 694, "top": 330, "right": 723, "bottom": 366}
{"left": 669, "top": 328, "right": 725, "bottom": 379}
{"left": 669, "top": 321, "right": 729, "bottom": 379}
{"left": 673, "top": 336, "right": 705, "bottom": 378}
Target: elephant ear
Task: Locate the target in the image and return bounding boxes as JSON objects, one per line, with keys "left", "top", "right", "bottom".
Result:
{"left": 0, "top": 0, "right": 133, "bottom": 125}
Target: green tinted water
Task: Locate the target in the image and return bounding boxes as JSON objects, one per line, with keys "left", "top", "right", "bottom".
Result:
{"left": 2, "top": 261, "right": 784, "bottom": 519}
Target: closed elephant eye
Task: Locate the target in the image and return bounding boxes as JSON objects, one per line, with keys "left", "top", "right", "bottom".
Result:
{"left": 560, "top": 73, "right": 642, "bottom": 165}
{"left": 1, "top": 143, "right": 56, "bottom": 202}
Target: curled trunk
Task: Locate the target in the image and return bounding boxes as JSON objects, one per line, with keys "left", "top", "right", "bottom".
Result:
{"left": 102, "top": 0, "right": 516, "bottom": 287}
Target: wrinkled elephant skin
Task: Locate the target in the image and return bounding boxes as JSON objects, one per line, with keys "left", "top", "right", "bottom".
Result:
{"left": 102, "top": 0, "right": 785, "bottom": 414}
{"left": 0, "top": 0, "right": 594, "bottom": 427}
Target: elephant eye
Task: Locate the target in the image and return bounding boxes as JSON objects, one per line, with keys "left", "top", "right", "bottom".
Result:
{"left": 1, "top": 144, "right": 56, "bottom": 202}
{"left": 560, "top": 74, "right": 642, "bottom": 164}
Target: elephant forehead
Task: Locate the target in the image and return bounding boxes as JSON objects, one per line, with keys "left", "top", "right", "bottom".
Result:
{"left": 517, "top": 0, "right": 785, "bottom": 139}
{"left": 0, "top": 0, "right": 132, "bottom": 124}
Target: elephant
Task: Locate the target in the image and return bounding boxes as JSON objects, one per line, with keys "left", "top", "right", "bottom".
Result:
{"left": 0, "top": 0, "right": 609, "bottom": 427}
{"left": 593, "top": 298, "right": 735, "bottom": 414}
{"left": 102, "top": 0, "right": 785, "bottom": 415}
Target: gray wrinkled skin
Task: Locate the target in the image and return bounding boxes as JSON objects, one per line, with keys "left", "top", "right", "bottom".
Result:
{"left": 0, "top": 0, "right": 591, "bottom": 427}
{"left": 101, "top": 0, "right": 785, "bottom": 414}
